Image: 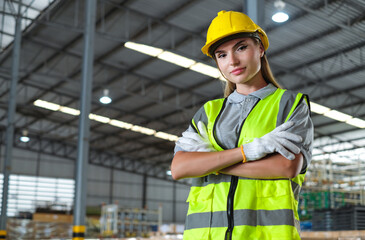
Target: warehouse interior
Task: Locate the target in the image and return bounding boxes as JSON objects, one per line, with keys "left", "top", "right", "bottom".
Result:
{"left": 1, "top": 0, "right": 365, "bottom": 239}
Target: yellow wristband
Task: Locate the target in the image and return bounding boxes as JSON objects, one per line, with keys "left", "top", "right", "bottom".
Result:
{"left": 240, "top": 145, "right": 247, "bottom": 163}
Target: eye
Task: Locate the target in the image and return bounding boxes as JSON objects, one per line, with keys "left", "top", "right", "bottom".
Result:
{"left": 216, "top": 53, "right": 226, "bottom": 59}
{"left": 237, "top": 45, "right": 248, "bottom": 51}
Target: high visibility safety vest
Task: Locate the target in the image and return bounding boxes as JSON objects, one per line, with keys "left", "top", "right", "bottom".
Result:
{"left": 184, "top": 88, "right": 309, "bottom": 240}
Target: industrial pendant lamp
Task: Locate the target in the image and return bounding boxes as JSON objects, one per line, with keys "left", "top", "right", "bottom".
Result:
{"left": 20, "top": 129, "right": 30, "bottom": 143}
{"left": 272, "top": 0, "right": 289, "bottom": 23}
{"left": 99, "top": 89, "right": 112, "bottom": 104}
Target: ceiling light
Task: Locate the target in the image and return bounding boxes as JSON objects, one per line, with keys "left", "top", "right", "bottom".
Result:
{"left": 109, "top": 120, "right": 133, "bottom": 129}
{"left": 311, "top": 101, "right": 365, "bottom": 128}
{"left": 33, "top": 99, "right": 60, "bottom": 111}
{"left": 324, "top": 110, "right": 352, "bottom": 122}
{"left": 310, "top": 102, "right": 330, "bottom": 114}
{"left": 272, "top": 0, "right": 289, "bottom": 23}
{"left": 99, "top": 89, "right": 112, "bottom": 104}
{"left": 33, "top": 99, "right": 180, "bottom": 142}
{"left": 157, "top": 51, "right": 196, "bottom": 68}
{"left": 155, "top": 131, "right": 179, "bottom": 141}
{"left": 20, "top": 130, "right": 30, "bottom": 143}
{"left": 189, "top": 62, "right": 221, "bottom": 79}
{"left": 124, "top": 41, "right": 225, "bottom": 81}
{"left": 59, "top": 106, "right": 80, "bottom": 116}
{"left": 166, "top": 170, "right": 172, "bottom": 176}
{"left": 89, "top": 113, "right": 110, "bottom": 123}
{"left": 124, "top": 41, "right": 163, "bottom": 57}
{"left": 346, "top": 118, "right": 365, "bottom": 128}
{"left": 272, "top": 12, "right": 289, "bottom": 23}
{"left": 131, "top": 125, "right": 156, "bottom": 135}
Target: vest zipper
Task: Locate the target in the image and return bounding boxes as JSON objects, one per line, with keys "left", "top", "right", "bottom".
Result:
{"left": 224, "top": 99, "right": 260, "bottom": 239}
{"left": 225, "top": 175, "right": 238, "bottom": 240}
{"left": 212, "top": 98, "right": 260, "bottom": 239}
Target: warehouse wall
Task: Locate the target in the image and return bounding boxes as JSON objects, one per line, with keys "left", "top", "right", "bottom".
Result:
{"left": 0, "top": 146, "right": 190, "bottom": 223}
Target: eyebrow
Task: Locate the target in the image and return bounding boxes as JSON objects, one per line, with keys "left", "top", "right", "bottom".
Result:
{"left": 214, "top": 40, "right": 248, "bottom": 55}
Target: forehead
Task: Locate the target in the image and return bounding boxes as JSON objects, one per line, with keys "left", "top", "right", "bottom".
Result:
{"left": 215, "top": 37, "right": 253, "bottom": 51}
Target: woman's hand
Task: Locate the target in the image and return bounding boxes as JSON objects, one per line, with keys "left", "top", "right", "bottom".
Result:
{"left": 242, "top": 121, "right": 302, "bottom": 161}
{"left": 175, "top": 121, "right": 216, "bottom": 152}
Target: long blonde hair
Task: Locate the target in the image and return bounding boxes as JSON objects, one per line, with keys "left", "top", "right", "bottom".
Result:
{"left": 213, "top": 38, "right": 282, "bottom": 97}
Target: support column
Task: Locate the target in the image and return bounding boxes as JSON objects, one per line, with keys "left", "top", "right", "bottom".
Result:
{"left": 0, "top": 2, "right": 23, "bottom": 238}
{"left": 243, "top": 0, "right": 265, "bottom": 27}
{"left": 73, "top": 1, "right": 97, "bottom": 240}
{"left": 172, "top": 182, "right": 176, "bottom": 223}
{"left": 109, "top": 167, "right": 114, "bottom": 204}
{"left": 142, "top": 174, "right": 147, "bottom": 208}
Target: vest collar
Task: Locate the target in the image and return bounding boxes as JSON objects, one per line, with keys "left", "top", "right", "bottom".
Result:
{"left": 228, "top": 83, "right": 277, "bottom": 103}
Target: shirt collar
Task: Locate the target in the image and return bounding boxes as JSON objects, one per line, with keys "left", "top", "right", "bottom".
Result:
{"left": 227, "top": 83, "right": 277, "bottom": 103}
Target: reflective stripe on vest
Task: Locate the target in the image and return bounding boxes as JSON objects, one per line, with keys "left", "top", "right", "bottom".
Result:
{"left": 186, "top": 209, "right": 298, "bottom": 230}
{"left": 185, "top": 89, "right": 308, "bottom": 240}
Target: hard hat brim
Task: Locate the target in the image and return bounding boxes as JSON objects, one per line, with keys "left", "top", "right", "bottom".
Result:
{"left": 207, "top": 32, "right": 262, "bottom": 58}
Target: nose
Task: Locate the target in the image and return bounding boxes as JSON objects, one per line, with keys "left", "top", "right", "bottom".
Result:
{"left": 229, "top": 53, "right": 239, "bottom": 66}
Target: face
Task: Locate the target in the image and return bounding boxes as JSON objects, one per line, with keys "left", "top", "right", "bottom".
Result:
{"left": 214, "top": 37, "right": 264, "bottom": 87}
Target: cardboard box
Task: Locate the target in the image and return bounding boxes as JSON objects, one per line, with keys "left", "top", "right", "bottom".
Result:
{"left": 33, "top": 213, "right": 73, "bottom": 223}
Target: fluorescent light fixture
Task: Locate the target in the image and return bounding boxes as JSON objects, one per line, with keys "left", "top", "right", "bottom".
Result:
{"left": 272, "top": 12, "right": 289, "bottom": 23}
{"left": 311, "top": 101, "right": 365, "bottom": 128}
{"left": 346, "top": 118, "right": 365, "bottom": 128}
{"left": 59, "top": 106, "right": 80, "bottom": 116}
{"left": 155, "top": 131, "right": 179, "bottom": 141}
{"left": 124, "top": 41, "right": 225, "bottom": 81}
{"left": 124, "top": 41, "right": 163, "bottom": 57}
{"left": 34, "top": 99, "right": 179, "bottom": 142}
{"left": 190, "top": 62, "right": 221, "bottom": 78}
{"left": 157, "top": 51, "right": 196, "bottom": 68}
{"left": 89, "top": 113, "right": 110, "bottom": 123}
{"left": 131, "top": 125, "right": 156, "bottom": 135}
{"left": 109, "top": 119, "right": 133, "bottom": 129}
{"left": 324, "top": 110, "right": 352, "bottom": 122}
{"left": 34, "top": 100, "right": 60, "bottom": 111}
{"left": 99, "top": 89, "right": 112, "bottom": 104}
{"left": 310, "top": 102, "right": 330, "bottom": 114}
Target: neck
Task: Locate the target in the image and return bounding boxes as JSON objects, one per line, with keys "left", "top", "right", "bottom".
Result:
{"left": 235, "top": 74, "right": 268, "bottom": 95}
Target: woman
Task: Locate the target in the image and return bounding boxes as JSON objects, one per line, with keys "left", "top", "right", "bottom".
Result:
{"left": 171, "top": 10, "right": 313, "bottom": 240}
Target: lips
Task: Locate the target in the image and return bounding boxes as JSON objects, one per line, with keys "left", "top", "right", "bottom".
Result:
{"left": 231, "top": 68, "right": 245, "bottom": 75}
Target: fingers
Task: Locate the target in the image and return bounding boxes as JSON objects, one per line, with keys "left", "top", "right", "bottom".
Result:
{"left": 176, "top": 138, "right": 200, "bottom": 151}
{"left": 276, "top": 138, "right": 301, "bottom": 154}
{"left": 197, "top": 121, "right": 209, "bottom": 140}
{"left": 275, "top": 131, "right": 303, "bottom": 143}
{"left": 272, "top": 121, "right": 294, "bottom": 133}
{"left": 177, "top": 137, "right": 199, "bottom": 145}
{"left": 276, "top": 148, "right": 295, "bottom": 160}
{"left": 270, "top": 137, "right": 300, "bottom": 160}
{"left": 266, "top": 121, "right": 302, "bottom": 160}
{"left": 182, "top": 131, "right": 203, "bottom": 142}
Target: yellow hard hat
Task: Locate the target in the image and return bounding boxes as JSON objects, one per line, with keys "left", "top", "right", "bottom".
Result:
{"left": 201, "top": 10, "right": 269, "bottom": 57}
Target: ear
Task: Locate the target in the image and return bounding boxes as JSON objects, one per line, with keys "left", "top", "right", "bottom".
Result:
{"left": 259, "top": 44, "right": 265, "bottom": 58}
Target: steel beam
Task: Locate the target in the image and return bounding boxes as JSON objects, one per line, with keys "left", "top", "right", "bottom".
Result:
{"left": 73, "top": 0, "right": 96, "bottom": 232}
{"left": 0, "top": 1, "right": 22, "bottom": 234}
{"left": 243, "top": 0, "right": 265, "bottom": 27}
{"left": 142, "top": 174, "right": 147, "bottom": 208}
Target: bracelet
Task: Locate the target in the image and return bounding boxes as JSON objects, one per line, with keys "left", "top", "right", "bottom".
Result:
{"left": 240, "top": 145, "right": 247, "bottom": 163}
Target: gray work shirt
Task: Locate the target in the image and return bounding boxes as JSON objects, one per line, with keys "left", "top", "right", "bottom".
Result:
{"left": 174, "top": 84, "right": 314, "bottom": 171}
